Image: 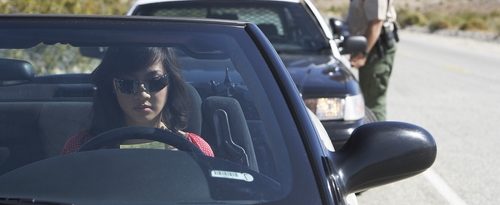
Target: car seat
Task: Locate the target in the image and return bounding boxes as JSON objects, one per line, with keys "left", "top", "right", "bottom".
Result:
{"left": 184, "top": 83, "right": 202, "bottom": 135}
{"left": 0, "top": 59, "right": 43, "bottom": 174}
{"left": 201, "top": 96, "right": 258, "bottom": 171}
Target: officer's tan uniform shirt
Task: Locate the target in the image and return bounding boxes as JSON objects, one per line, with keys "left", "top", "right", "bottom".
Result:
{"left": 346, "top": 0, "right": 397, "bottom": 36}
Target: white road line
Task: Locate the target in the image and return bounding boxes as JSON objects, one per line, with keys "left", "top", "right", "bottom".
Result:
{"left": 423, "top": 169, "right": 468, "bottom": 205}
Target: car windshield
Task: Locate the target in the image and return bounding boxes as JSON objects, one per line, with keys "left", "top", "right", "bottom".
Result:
{"left": 0, "top": 17, "right": 317, "bottom": 205}
{"left": 134, "top": 1, "right": 331, "bottom": 54}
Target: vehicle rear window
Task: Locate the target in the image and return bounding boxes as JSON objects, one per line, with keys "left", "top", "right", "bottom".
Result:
{"left": 136, "top": 1, "right": 330, "bottom": 54}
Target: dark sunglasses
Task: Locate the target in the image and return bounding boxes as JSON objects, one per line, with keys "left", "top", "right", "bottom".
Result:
{"left": 113, "top": 74, "right": 169, "bottom": 95}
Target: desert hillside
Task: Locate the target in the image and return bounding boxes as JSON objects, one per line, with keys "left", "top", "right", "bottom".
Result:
{"left": 314, "top": 0, "right": 500, "bottom": 14}
{"left": 313, "top": 0, "right": 500, "bottom": 34}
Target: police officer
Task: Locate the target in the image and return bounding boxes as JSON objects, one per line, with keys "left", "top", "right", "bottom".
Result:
{"left": 347, "top": 0, "right": 398, "bottom": 121}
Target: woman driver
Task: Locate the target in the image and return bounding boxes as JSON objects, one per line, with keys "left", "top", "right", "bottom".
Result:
{"left": 62, "top": 47, "right": 214, "bottom": 156}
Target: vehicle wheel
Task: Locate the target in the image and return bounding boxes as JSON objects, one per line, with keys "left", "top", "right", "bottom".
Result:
{"left": 78, "top": 126, "right": 205, "bottom": 155}
{"left": 364, "top": 106, "right": 378, "bottom": 123}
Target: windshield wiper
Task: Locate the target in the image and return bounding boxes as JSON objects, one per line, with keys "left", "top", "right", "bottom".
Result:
{"left": 0, "top": 198, "right": 73, "bottom": 205}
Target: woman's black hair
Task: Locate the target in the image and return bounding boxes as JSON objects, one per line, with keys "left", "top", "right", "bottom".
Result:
{"left": 88, "top": 46, "right": 190, "bottom": 136}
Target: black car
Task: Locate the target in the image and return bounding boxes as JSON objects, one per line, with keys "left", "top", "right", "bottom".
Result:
{"left": 128, "top": 0, "right": 371, "bottom": 149}
{"left": 0, "top": 15, "right": 435, "bottom": 205}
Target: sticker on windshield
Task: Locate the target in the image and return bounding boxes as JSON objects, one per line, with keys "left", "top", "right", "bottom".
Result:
{"left": 210, "top": 170, "right": 254, "bottom": 182}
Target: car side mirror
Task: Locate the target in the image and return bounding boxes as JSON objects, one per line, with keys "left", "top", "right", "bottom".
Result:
{"left": 340, "top": 36, "right": 367, "bottom": 55}
{"left": 330, "top": 121, "right": 437, "bottom": 195}
{"left": 329, "top": 18, "right": 350, "bottom": 39}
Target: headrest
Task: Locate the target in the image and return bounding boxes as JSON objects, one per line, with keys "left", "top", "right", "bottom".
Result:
{"left": 0, "top": 58, "right": 35, "bottom": 81}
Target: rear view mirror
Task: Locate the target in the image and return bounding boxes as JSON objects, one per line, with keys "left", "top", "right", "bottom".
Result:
{"left": 330, "top": 121, "right": 437, "bottom": 195}
{"left": 340, "top": 36, "right": 367, "bottom": 56}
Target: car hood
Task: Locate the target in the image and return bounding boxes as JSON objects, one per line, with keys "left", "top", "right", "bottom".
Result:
{"left": 280, "top": 53, "right": 355, "bottom": 98}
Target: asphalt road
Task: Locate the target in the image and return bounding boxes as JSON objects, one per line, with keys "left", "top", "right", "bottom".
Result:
{"left": 355, "top": 31, "right": 500, "bottom": 205}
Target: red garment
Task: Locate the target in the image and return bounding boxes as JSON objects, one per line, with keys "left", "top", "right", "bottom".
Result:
{"left": 184, "top": 132, "right": 214, "bottom": 157}
{"left": 61, "top": 131, "right": 214, "bottom": 157}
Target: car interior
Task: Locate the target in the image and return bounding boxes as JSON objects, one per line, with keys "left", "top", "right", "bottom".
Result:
{"left": 0, "top": 58, "right": 87, "bottom": 174}
{"left": 0, "top": 19, "right": 300, "bottom": 200}
{"left": 0, "top": 49, "right": 267, "bottom": 175}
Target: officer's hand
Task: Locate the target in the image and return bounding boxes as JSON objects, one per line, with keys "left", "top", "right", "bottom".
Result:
{"left": 350, "top": 53, "right": 367, "bottom": 68}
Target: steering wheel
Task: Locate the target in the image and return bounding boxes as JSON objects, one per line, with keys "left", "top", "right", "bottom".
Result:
{"left": 78, "top": 126, "right": 205, "bottom": 156}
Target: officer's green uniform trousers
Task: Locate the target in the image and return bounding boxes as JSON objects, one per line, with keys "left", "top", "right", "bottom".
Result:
{"left": 358, "top": 42, "right": 396, "bottom": 121}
